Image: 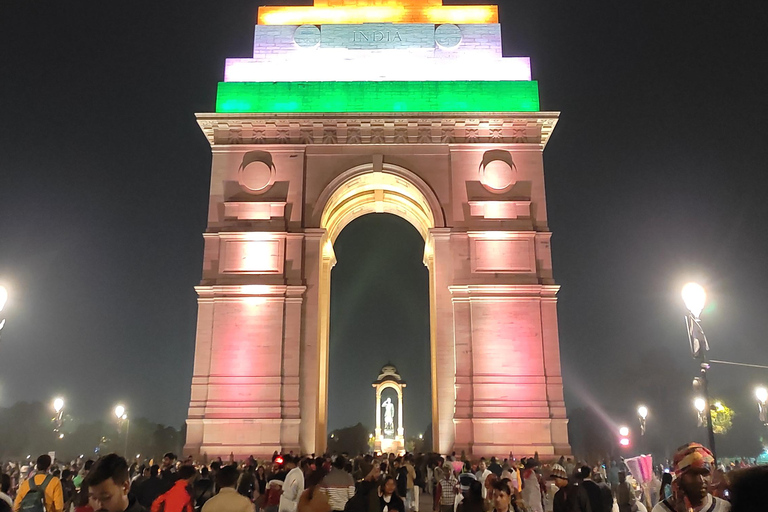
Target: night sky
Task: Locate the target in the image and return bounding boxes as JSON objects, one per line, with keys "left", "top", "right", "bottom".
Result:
{"left": 2, "top": 0, "right": 768, "bottom": 454}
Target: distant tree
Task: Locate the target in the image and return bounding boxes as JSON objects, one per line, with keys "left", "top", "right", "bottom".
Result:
{"left": 711, "top": 400, "right": 734, "bottom": 435}
{"left": 328, "top": 423, "right": 370, "bottom": 455}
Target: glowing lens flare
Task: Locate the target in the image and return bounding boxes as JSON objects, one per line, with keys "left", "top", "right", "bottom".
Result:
{"left": 682, "top": 282, "right": 706, "bottom": 318}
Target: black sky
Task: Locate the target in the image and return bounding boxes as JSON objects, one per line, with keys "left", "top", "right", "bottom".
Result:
{"left": 1, "top": 0, "right": 768, "bottom": 453}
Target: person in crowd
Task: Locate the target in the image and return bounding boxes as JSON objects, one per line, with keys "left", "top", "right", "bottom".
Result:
{"left": 262, "top": 480, "right": 283, "bottom": 512}
{"left": 74, "top": 483, "right": 93, "bottom": 512}
{"left": 83, "top": 454, "right": 146, "bottom": 512}
{"left": 490, "top": 480, "right": 514, "bottom": 512}
{"left": 550, "top": 464, "right": 590, "bottom": 512}
{"left": 255, "top": 467, "right": 267, "bottom": 509}
{"left": 62, "top": 469, "right": 77, "bottom": 512}
{"left": 457, "top": 481, "right": 483, "bottom": 512}
{"left": 202, "top": 465, "right": 253, "bottom": 512}
{"left": 402, "top": 457, "right": 416, "bottom": 512}
{"left": 151, "top": 465, "right": 198, "bottom": 512}
{"left": 132, "top": 467, "right": 150, "bottom": 489}
{"left": 13, "top": 454, "right": 64, "bottom": 512}
{"left": 574, "top": 467, "right": 601, "bottom": 512}
{"left": 458, "top": 464, "right": 477, "bottom": 498}
{"left": 658, "top": 473, "right": 672, "bottom": 503}
{"left": 728, "top": 465, "right": 768, "bottom": 512}
{"left": 373, "top": 477, "right": 404, "bottom": 512}
{"left": 135, "top": 466, "right": 166, "bottom": 509}
{"left": 606, "top": 463, "right": 619, "bottom": 500}
{"left": 194, "top": 467, "right": 215, "bottom": 511}
{"left": 394, "top": 462, "right": 407, "bottom": 504}
{"left": 488, "top": 461, "right": 502, "bottom": 480}
{"left": 279, "top": 457, "right": 306, "bottom": 512}
{"left": 475, "top": 462, "right": 492, "bottom": 500}
{"left": 651, "top": 443, "right": 729, "bottom": 512}
{"left": 75, "top": 461, "right": 95, "bottom": 490}
{"left": 434, "top": 465, "right": 458, "bottom": 512}
{"left": 1, "top": 474, "right": 13, "bottom": 512}
{"left": 481, "top": 474, "right": 497, "bottom": 512}
{"left": 298, "top": 469, "right": 330, "bottom": 512}
{"left": 319, "top": 457, "right": 354, "bottom": 512}
{"left": 521, "top": 461, "right": 543, "bottom": 512}
{"left": 614, "top": 472, "right": 633, "bottom": 512}
{"left": 237, "top": 467, "right": 257, "bottom": 502}
{"left": 590, "top": 473, "right": 611, "bottom": 512}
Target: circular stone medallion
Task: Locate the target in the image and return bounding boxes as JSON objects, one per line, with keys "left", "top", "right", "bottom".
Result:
{"left": 239, "top": 161, "right": 274, "bottom": 193}
{"left": 481, "top": 160, "right": 516, "bottom": 192}
{"left": 435, "top": 24, "right": 462, "bottom": 49}
{"left": 294, "top": 24, "right": 321, "bottom": 48}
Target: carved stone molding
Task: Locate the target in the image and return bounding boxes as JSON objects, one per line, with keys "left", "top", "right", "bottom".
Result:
{"left": 197, "top": 112, "right": 559, "bottom": 147}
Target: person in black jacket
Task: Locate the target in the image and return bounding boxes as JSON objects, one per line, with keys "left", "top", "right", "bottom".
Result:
{"left": 576, "top": 467, "right": 603, "bottom": 512}
{"left": 134, "top": 465, "right": 166, "bottom": 509}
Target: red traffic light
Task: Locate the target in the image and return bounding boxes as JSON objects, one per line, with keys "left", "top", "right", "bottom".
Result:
{"left": 620, "top": 438, "right": 630, "bottom": 447}
{"left": 275, "top": 456, "right": 284, "bottom": 464}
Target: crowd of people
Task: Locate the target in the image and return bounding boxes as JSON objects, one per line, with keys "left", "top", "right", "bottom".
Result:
{"left": 1, "top": 443, "right": 766, "bottom": 512}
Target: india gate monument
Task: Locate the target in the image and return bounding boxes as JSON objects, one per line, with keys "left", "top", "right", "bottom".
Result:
{"left": 185, "top": 0, "right": 570, "bottom": 459}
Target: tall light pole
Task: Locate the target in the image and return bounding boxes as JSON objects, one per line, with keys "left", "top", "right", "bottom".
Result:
{"left": 114, "top": 405, "right": 129, "bottom": 456}
{"left": 756, "top": 387, "right": 768, "bottom": 425}
{"left": 53, "top": 398, "right": 65, "bottom": 437}
{"left": 682, "top": 282, "right": 717, "bottom": 465}
{"left": 638, "top": 406, "right": 648, "bottom": 436}
{"left": 0, "top": 285, "right": 8, "bottom": 342}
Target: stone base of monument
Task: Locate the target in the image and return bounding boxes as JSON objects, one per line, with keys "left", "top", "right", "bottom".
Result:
{"left": 376, "top": 436, "right": 405, "bottom": 456}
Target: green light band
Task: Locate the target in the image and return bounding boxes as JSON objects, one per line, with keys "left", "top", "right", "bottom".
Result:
{"left": 216, "top": 81, "right": 539, "bottom": 113}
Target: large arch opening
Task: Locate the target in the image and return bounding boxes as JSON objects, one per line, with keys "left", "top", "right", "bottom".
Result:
{"left": 327, "top": 213, "right": 430, "bottom": 451}
{"left": 315, "top": 164, "right": 444, "bottom": 454}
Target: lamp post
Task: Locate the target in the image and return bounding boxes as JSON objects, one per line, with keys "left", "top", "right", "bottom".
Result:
{"left": 53, "top": 397, "right": 65, "bottom": 435}
{"left": 756, "top": 387, "right": 768, "bottom": 425}
{"left": 114, "top": 405, "right": 129, "bottom": 456}
{"left": 638, "top": 406, "right": 648, "bottom": 436}
{"left": 682, "top": 282, "right": 717, "bottom": 465}
{"left": 0, "top": 285, "right": 8, "bottom": 342}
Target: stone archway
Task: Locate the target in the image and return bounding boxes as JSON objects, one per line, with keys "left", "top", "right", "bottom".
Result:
{"left": 186, "top": 113, "right": 571, "bottom": 460}
{"left": 306, "top": 162, "right": 447, "bottom": 455}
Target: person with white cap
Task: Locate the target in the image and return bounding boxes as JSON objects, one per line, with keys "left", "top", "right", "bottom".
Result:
{"left": 549, "top": 465, "right": 591, "bottom": 512}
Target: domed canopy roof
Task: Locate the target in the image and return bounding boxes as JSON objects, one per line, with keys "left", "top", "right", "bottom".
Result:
{"left": 373, "top": 363, "right": 405, "bottom": 384}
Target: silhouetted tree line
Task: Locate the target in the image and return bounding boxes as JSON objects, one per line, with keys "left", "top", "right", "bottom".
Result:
{"left": 0, "top": 401, "right": 183, "bottom": 461}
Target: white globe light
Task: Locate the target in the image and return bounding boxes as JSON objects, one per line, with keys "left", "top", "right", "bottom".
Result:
{"left": 638, "top": 406, "right": 648, "bottom": 419}
{"left": 756, "top": 387, "right": 768, "bottom": 404}
{"left": 682, "top": 282, "right": 707, "bottom": 318}
{"left": 619, "top": 426, "right": 630, "bottom": 436}
{"left": 114, "top": 405, "right": 125, "bottom": 419}
{"left": 694, "top": 397, "right": 707, "bottom": 413}
{"left": 53, "top": 398, "right": 64, "bottom": 413}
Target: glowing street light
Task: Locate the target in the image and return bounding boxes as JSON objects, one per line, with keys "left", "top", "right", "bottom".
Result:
{"left": 694, "top": 397, "right": 706, "bottom": 413}
{"left": 682, "top": 282, "right": 716, "bottom": 464}
{"left": 52, "top": 397, "right": 65, "bottom": 434}
{"left": 114, "top": 405, "right": 125, "bottom": 419}
{"left": 682, "top": 283, "right": 707, "bottom": 319}
{"left": 756, "top": 386, "right": 768, "bottom": 425}
{"left": 619, "top": 426, "right": 630, "bottom": 437}
{"left": 638, "top": 406, "right": 648, "bottom": 435}
{"left": 0, "top": 285, "right": 8, "bottom": 340}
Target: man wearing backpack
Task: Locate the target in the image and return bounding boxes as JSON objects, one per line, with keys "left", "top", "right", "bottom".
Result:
{"left": 13, "top": 455, "right": 63, "bottom": 512}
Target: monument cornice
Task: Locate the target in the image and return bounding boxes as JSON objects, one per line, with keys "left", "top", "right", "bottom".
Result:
{"left": 196, "top": 111, "right": 559, "bottom": 148}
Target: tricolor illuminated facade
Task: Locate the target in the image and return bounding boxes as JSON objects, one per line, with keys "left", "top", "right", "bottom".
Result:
{"left": 186, "top": 0, "right": 571, "bottom": 458}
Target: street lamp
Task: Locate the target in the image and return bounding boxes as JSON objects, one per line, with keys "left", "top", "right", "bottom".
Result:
{"left": 682, "top": 282, "right": 717, "bottom": 465}
{"left": 756, "top": 386, "right": 768, "bottom": 425}
{"left": 694, "top": 397, "right": 707, "bottom": 427}
{"left": 0, "top": 285, "right": 8, "bottom": 341}
{"left": 638, "top": 406, "right": 648, "bottom": 435}
{"left": 114, "top": 405, "right": 129, "bottom": 456}
{"left": 53, "top": 398, "right": 65, "bottom": 434}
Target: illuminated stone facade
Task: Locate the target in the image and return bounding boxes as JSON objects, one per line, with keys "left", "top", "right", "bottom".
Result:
{"left": 185, "top": 0, "right": 570, "bottom": 459}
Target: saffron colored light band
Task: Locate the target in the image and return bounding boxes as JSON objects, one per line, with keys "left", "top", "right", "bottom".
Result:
{"left": 257, "top": 5, "right": 499, "bottom": 26}
{"left": 216, "top": 81, "right": 540, "bottom": 113}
